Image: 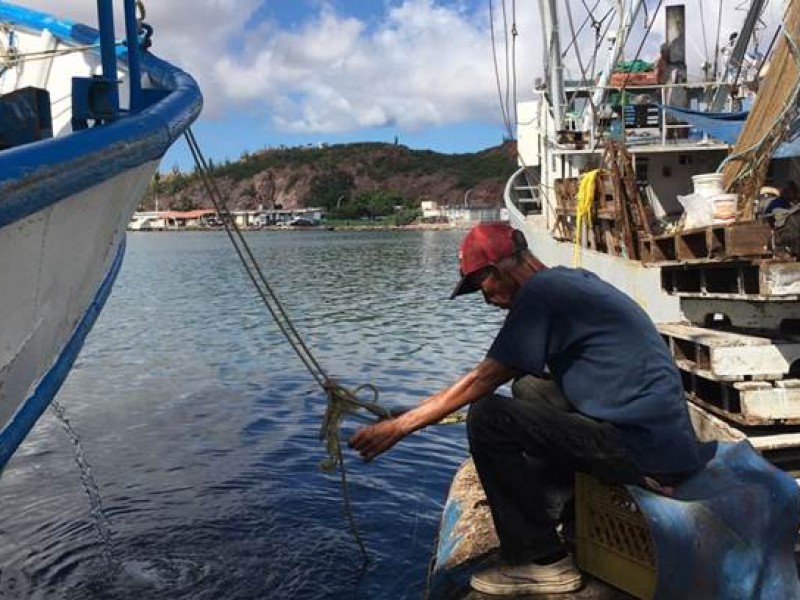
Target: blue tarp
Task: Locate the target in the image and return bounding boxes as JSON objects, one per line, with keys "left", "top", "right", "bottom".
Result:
{"left": 660, "top": 104, "right": 748, "bottom": 144}
{"left": 629, "top": 441, "right": 800, "bottom": 600}
{"left": 660, "top": 104, "right": 800, "bottom": 158}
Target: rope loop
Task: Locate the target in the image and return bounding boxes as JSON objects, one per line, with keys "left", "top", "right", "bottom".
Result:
{"left": 139, "top": 22, "right": 153, "bottom": 50}
{"left": 319, "top": 379, "right": 390, "bottom": 474}
{"left": 135, "top": 0, "right": 147, "bottom": 22}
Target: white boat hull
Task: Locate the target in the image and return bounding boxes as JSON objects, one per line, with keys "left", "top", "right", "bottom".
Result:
{"left": 0, "top": 163, "right": 156, "bottom": 461}
{"left": 504, "top": 183, "right": 683, "bottom": 323}
{"left": 0, "top": 3, "right": 201, "bottom": 466}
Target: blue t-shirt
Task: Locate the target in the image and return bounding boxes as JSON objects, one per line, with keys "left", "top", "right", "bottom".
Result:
{"left": 487, "top": 267, "right": 702, "bottom": 475}
{"left": 764, "top": 197, "right": 791, "bottom": 216}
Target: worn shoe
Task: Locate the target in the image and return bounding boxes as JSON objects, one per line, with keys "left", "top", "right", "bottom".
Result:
{"left": 469, "top": 555, "right": 583, "bottom": 596}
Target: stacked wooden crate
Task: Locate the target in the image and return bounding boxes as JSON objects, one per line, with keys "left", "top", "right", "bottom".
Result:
{"left": 647, "top": 220, "right": 800, "bottom": 472}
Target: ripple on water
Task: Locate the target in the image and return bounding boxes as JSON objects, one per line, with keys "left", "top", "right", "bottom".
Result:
{"left": 0, "top": 230, "right": 501, "bottom": 599}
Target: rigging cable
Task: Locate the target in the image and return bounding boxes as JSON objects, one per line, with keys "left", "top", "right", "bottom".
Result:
{"left": 590, "top": 7, "right": 616, "bottom": 88}
{"left": 562, "top": 0, "right": 603, "bottom": 58}
{"left": 501, "top": 0, "right": 512, "bottom": 135}
{"left": 489, "top": 0, "right": 514, "bottom": 138}
{"left": 713, "top": 0, "right": 725, "bottom": 81}
{"left": 511, "top": 0, "right": 518, "bottom": 132}
{"left": 618, "top": 0, "right": 664, "bottom": 97}
{"left": 755, "top": 23, "right": 781, "bottom": 80}
{"left": 182, "top": 128, "right": 396, "bottom": 563}
{"left": 564, "top": 0, "right": 599, "bottom": 121}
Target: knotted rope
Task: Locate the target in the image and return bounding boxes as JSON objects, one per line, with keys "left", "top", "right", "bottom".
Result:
{"left": 184, "top": 128, "right": 392, "bottom": 562}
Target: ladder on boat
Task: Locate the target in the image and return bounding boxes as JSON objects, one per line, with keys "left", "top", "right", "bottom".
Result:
{"left": 505, "top": 166, "right": 542, "bottom": 217}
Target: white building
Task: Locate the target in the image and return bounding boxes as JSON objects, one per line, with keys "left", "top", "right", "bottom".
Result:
{"left": 420, "top": 200, "right": 507, "bottom": 225}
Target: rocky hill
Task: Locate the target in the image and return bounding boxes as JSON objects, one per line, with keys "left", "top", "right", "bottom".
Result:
{"left": 144, "top": 141, "right": 518, "bottom": 220}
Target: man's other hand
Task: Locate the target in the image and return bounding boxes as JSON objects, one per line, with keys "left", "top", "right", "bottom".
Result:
{"left": 348, "top": 419, "right": 407, "bottom": 461}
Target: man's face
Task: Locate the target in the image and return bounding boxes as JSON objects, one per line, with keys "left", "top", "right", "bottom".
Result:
{"left": 472, "top": 266, "right": 517, "bottom": 309}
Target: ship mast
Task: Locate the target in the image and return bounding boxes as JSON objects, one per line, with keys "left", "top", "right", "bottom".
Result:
{"left": 539, "top": 0, "right": 566, "bottom": 131}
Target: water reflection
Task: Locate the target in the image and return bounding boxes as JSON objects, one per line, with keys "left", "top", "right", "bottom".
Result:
{"left": 0, "top": 230, "right": 503, "bottom": 599}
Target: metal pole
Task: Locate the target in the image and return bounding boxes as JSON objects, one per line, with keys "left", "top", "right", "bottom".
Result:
{"left": 710, "top": 0, "right": 767, "bottom": 112}
{"left": 96, "top": 0, "right": 120, "bottom": 117}
{"left": 123, "top": 0, "right": 143, "bottom": 111}
{"left": 539, "top": 0, "right": 565, "bottom": 131}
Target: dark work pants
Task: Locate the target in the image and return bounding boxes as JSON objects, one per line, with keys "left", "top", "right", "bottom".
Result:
{"left": 466, "top": 376, "right": 643, "bottom": 563}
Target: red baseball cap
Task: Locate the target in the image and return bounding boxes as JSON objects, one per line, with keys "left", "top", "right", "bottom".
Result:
{"left": 450, "top": 221, "right": 524, "bottom": 298}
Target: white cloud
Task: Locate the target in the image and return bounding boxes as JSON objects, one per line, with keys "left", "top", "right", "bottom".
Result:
{"left": 212, "top": 0, "right": 508, "bottom": 133}
{"left": 23, "top": 0, "right": 515, "bottom": 133}
{"left": 14, "top": 1, "right": 786, "bottom": 137}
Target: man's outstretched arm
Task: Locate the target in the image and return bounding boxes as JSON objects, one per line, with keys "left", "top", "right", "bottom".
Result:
{"left": 348, "top": 357, "right": 517, "bottom": 461}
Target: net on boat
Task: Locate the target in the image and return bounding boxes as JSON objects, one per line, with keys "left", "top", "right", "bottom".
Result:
{"left": 721, "top": 0, "right": 800, "bottom": 218}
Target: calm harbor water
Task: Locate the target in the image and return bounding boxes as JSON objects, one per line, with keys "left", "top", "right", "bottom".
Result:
{"left": 0, "top": 230, "right": 503, "bottom": 599}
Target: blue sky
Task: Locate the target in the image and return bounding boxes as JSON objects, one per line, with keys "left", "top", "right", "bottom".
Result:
{"left": 38, "top": 0, "right": 529, "bottom": 172}
{"left": 33, "top": 1, "right": 785, "bottom": 172}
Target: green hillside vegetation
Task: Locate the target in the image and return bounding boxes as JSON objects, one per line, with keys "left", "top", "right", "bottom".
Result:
{"left": 147, "top": 141, "right": 516, "bottom": 220}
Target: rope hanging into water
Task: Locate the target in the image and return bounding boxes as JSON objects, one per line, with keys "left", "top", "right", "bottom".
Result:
{"left": 183, "top": 128, "right": 394, "bottom": 562}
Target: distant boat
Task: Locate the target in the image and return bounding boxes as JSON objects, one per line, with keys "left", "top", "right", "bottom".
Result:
{"left": 0, "top": 2, "right": 201, "bottom": 467}
{"left": 431, "top": 1, "right": 800, "bottom": 596}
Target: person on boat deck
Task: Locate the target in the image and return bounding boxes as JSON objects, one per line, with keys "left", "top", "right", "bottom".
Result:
{"left": 349, "top": 221, "right": 710, "bottom": 597}
{"left": 761, "top": 181, "right": 799, "bottom": 220}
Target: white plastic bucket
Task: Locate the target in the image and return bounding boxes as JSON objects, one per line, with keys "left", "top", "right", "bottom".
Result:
{"left": 692, "top": 173, "right": 725, "bottom": 198}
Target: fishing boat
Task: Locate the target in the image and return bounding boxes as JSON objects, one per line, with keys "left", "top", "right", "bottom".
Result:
{"left": 0, "top": 2, "right": 201, "bottom": 468}
{"left": 429, "top": 1, "right": 800, "bottom": 596}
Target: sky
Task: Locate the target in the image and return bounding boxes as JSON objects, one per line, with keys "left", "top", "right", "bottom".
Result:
{"left": 23, "top": 1, "right": 785, "bottom": 172}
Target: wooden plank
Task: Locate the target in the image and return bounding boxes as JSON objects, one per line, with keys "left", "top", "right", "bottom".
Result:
{"left": 660, "top": 260, "right": 800, "bottom": 299}
{"left": 747, "top": 431, "right": 800, "bottom": 453}
{"left": 687, "top": 402, "right": 747, "bottom": 443}
{"left": 675, "top": 230, "right": 709, "bottom": 261}
{"left": 687, "top": 403, "right": 800, "bottom": 463}
{"left": 691, "top": 385, "right": 800, "bottom": 424}
{"left": 659, "top": 322, "right": 800, "bottom": 379}
{"left": 673, "top": 358, "right": 745, "bottom": 382}
{"left": 737, "top": 383, "right": 800, "bottom": 420}
{"left": 761, "top": 261, "right": 800, "bottom": 296}
{"left": 720, "top": 221, "right": 772, "bottom": 258}
{"left": 680, "top": 366, "right": 800, "bottom": 425}
{"left": 664, "top": 292, "right": 800, "bottom": 301}
{"left": 681, "top": 297, "right": 800, "bottom": 330}
{"left": 659, "top": 322, "right": 774, "bottom": 347}
{"left": 644, "top": 221, "right": 772, "bottom": 265}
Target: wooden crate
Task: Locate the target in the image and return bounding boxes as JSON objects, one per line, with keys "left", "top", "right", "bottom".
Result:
{"left": 660, "top": 260, "right": 800, "bottom": 300}
{"left": 658, "top": 323, "right": 800, "bottom": 380}
{"left": 641, "top": 221, "right": 772, "bottom": 264}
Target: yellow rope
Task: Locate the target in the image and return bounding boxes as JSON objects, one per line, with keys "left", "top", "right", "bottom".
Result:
{"left": 573, "top": 169, "right": 600, "bottom": 267}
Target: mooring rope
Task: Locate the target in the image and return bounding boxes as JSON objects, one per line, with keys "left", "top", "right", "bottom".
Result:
{"left": 183, "top": 128, "right": 394, "bottom": 562}
{"left": 182, "top": 129, "right": 469, "bottom": 561}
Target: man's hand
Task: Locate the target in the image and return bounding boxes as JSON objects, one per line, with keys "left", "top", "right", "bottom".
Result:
{"left": 348, "top": 358, "right": 515, "bottom": 463}
{"left": 348, "top": 418, "right": 408, "bottom": 461}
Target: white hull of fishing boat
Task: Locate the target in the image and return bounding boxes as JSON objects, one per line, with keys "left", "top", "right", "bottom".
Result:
{"left": 0, "top": 2, "right": 201, "bottom": 467}
{"left": 0, "top": 163, "right": 156, "bottom": 459}
{"left": 504, "top": 188, "right": 682, "bottom": 323}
